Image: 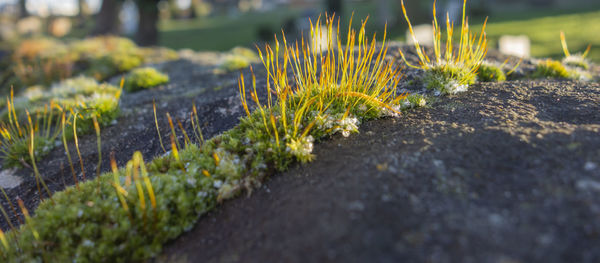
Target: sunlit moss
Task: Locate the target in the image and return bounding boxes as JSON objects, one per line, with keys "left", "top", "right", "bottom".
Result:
{"left": 124, "top": 67, "right": 169, "bottom": 92}
{"left": 2, "top": 36, "right": 179, "bottom": 90}
{"left": 0, "top": 14, "right": 409, "bottom": 262}
{"left": 477, "top": 63, "right": 506, "bottom": 82}
{"left": 399, "top": 0, "right": 487, "bottom": 95}
{"left": 421, "top": 64, "right": 475, "bottom": 95}
{"left": 534, "top": 59, "right": 574, "bottom": 79}
{"left": 216, "top": 47, "right": 259, "bottom": 72}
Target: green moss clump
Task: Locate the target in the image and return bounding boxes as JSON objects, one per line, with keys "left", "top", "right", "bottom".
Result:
{"left": 216, "top": 47, "right": 259, "bottom": 72}
{"left": 52, "top": 77, "right": 121, "bottom": 136}
{"left": 422, "top": 65, "right": 476, "bottom": 95}
{"left": 401, "top": 93, "right": 427, "bottom": 109}
{"left": 3, "top": 147, "right": 217, "bottom": 262}
{"left": 7, "top": 77, "right": 121, "bottom": 135}
{"left": 229, "top": 47, "right": 259, "bottom": 61}
{"left": 477, "top": 63, "right": 506, "bottom": 82}
{"left": 534, "top": 59, "right": 572, "bottom": 79}
{"left": 1, "top": 36, "right": 179, "bottom": 92}
{"left": 139, "top": 47, "right": 180, "bottom": 64}
{"left": 124, "top": 67, "right": 170, "bottom": 92}
{"left": 0, "top": 77, "right": 121, "bottom": 168}
{"left": 2, "top": 135, "right": 55, "bottom": 168}
{"left": 562, "top": 55, "right": 590, "bottom": 70}
{"left": 88, "top": 52, "right": 143, "bottom": 80}
{"left": 218, "top": 55, "right": 251, "bottom": 72}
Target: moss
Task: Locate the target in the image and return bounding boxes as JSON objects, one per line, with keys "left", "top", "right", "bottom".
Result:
{"left": 0, "top": 77, "right": 121, "bottom": 168}
{"left": 562, "top": 55, "right": 590, "bottom": 70}
{"left": 124, "top": 67, "right": 170, "bottom": 92}
{"left": 2, "top": 135, "right": 55, "bottom": 168}
{"left": 218, "top": 55, "right": 251, "bottom": 72}
{"left": 534, "top": 59, "right": 572, "bottom": 79}
{"left": 422, "top": 64, "right": 476, "bottom": 95}
{"left": 229, "top": 47, "right": 259, "bottom": 61}
{"left": 3, "top": 150, "right": 218, "bottom": 261}
{"left": 404, "top": 93, "right": 427, "bottom": 109}
{"left": 88, "top": 52, "right": 143, "bottom": 80}
{"left": 9, "top": 38, "right": 74, "bottom": 86}
{"left": 216, "top": 47, "right": 259, "bottom": 73}
{"left": 0, "top": 15, "right": 408, "bottom": 262}
{"left": 139, "top": 47, "right": 180, "bottom": 64}
{"left": 3, "top": 76, "right": 121, "bottom": 137}
{"left": 477, "top": 63, "right": 506, "bottom": 82}
{"left": 2, "top": 36, "right": 179, "bottom": 90}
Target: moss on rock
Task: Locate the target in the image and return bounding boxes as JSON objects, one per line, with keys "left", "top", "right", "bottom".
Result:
{"left": 124, "top": 67, "right": 169, "bottom": 92}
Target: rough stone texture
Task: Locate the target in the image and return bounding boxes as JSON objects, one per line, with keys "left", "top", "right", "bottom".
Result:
{"left": 157, "top": 79, "right": 600, "bottom": 263}
{"left": 1, "top": 43, "right": 599, "bottom": 262}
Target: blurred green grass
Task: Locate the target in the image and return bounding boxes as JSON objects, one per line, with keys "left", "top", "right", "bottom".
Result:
{"left": 158, "top": 9, "right": 299, "bottom": 51}
{"left": 158, "top": 4, "right": 600, "bottom": 62}
{"left": 477, "top": 10, "right": 600, "bottom": 62}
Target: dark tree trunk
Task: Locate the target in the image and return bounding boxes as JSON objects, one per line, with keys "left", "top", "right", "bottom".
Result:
{"left": 135, "top": 0, "right": 160, "bottom": 46}
{"left": 18, "top": 0, "right": 28, "bottom": 18}
{"left": 92, "top": 0, "right": 121, "bottom": 35}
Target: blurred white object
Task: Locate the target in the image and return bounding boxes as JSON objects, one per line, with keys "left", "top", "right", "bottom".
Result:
{"left": 311, "top": 25, "right": 336, "bottom": 53}
{"left": 499, "top": 35, "right": 530, "bottom": 57}
{"left": 17, "top": 16, "right": 42, "bottom": 35}
{"left": 406, "top": 24, "right": 433, "bottom": 46}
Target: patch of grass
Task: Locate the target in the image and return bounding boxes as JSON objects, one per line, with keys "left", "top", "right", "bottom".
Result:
{"left": 399, "top": 0, "right": 488, "bottom": 95}
{"left": 158, "top": 9, "right": 300, "bottom": 51}
{"left": 124, "top": 67, "right": 170, "bottom": 92}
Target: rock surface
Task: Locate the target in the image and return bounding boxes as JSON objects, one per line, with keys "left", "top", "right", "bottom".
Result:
{"left": 157, "top": 79, "right": 600, "bottom": 263}
{"left": 1, "top": 44, "right": 599, "bottom": 262}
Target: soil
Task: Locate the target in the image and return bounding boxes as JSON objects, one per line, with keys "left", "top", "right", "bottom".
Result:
{"left": 2, "top": 44, "right": 600, "bottom": 262}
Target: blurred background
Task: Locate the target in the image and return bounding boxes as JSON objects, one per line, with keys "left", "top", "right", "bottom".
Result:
{"left": 0, "top": 0, "right": 598, "bottom": 61}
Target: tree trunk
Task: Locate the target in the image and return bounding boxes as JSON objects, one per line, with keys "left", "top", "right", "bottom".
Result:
{"left": 135, "top": 0, "right": 160, "bottom": 46}
{"left": 18, "top": 0, "right": 28, "bottom": 18}
{"left": 189, "top": 0, "right": 198, "bottom": 19}
{"left": 92, "top": 0, "right": 121, "bottom": 35}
